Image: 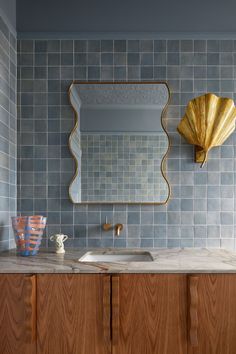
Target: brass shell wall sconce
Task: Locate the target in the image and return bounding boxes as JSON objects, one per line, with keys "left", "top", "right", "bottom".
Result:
{"left": 177, "top": 93, "right": 236, "bottom": 167}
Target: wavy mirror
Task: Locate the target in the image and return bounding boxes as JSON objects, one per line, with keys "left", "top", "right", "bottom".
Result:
{"left": 69, "top": 82, "right": 170, "bottom": 204}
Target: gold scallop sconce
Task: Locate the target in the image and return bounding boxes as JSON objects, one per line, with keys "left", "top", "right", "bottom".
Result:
{"left": 177, "top": 93, "right": 236, "bottom": 167}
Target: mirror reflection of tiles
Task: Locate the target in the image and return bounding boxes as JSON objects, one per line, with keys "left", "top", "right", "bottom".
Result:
{"left": 69, "top": 82, "right": 170, "bottom": 203}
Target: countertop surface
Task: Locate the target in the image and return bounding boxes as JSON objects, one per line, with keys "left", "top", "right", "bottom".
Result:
{"left": 1, "top": 248, "right": 236, "bottom": 273}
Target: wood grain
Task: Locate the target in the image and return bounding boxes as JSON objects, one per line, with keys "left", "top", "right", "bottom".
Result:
{"left": 112, "top": 274, "right": 187, "bottom": 354}
{"left": 37, "top": 274, "right": 111, "bottom": 354}
{"left": 188, "top": 274, "right": 236, "bottom": 354}
{"left": 188, "top": 276, "right": 199, "bottom": 347}
{"left": 0, "top": 274, "right": 36, "bottom": 354}
{"left": 112, "top": 275, "right": 120, "bottom": 345}
{"left": 103, "top": 275, "right": 111, "bottom": 346}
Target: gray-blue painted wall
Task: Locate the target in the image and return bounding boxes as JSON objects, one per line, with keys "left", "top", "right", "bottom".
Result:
{"left": 0, "top": 0, "right": 16, "bottom": 30}
{"left": 16, "top": 0, "right": 236, "bottom": 33}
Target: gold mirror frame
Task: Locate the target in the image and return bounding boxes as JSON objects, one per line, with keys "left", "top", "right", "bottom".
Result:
{"left": 68, "top": 81, "right": 171, "bottom": 205}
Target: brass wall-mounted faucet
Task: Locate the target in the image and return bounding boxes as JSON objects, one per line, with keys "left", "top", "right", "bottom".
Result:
{"left": 102, "top": 217, "right": 123, "bottom": 236}
{"left": 115, "top": 224, "right": 123, "bottom": 236}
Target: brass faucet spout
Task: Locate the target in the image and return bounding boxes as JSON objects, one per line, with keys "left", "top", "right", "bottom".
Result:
{"left": 115, "top": 224, "right": 123, "bottom": 236}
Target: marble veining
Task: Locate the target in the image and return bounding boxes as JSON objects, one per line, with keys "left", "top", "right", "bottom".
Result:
{"left": 1, "top": 248, "right": 236, "bottom": 273}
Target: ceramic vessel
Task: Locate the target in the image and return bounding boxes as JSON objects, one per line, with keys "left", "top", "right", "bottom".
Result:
{"left": 50, "top": 234, "right": 68, "bottom": 254}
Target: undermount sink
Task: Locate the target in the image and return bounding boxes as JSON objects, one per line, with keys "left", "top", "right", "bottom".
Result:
{"left": 79, "top": 251, "right": 154, "bottom": 262}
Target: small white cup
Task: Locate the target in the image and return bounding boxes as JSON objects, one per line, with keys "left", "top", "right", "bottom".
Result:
{"left": 50, "top": 234, "right": 68, "bottom": 254}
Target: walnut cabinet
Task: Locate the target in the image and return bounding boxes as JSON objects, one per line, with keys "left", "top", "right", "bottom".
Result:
{"left": 0, "top": 275, "right": 36, "bottom": 354}
{"left": 1, "top": 274, "right": 236, "bottom": 354}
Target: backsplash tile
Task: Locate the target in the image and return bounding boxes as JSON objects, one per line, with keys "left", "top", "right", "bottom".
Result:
{"left": 17, "top": 37, "right": 236, "bottom": 249}
{"left": 0, "top": 15, "right": 17, "bottom": 250}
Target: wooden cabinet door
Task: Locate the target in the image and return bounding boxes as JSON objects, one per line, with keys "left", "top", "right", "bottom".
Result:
{"left": 0, "top": 274, "right": 36, "bottom": 354}
{"left": 112, "top": 274, "right": 187, "bottom": 354}
{"left": 37, "top": 274, "right": 111, "bottom": 354}
{"left": 188, "top": 274, "right": 236, "bottom": 354}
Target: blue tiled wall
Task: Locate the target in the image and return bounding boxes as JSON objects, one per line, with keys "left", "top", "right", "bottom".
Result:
{"left": 0, "top": 15, "right": 17, "bottom": 250}
{"left": 17, "top": 38, "right": 236, "bottom": 249}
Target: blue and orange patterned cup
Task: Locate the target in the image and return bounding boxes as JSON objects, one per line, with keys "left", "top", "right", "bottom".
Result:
{"left": 11, "top": 215, "right": 47, "bottom": 256}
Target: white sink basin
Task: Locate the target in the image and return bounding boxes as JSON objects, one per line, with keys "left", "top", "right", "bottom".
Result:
{"left": 79, "top": 251, "right": 154, "bottom": 262}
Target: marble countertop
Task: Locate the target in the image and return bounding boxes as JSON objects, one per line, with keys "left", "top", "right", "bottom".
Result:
{"left": 1, "top": 248, "right": 236, "bottom": 273}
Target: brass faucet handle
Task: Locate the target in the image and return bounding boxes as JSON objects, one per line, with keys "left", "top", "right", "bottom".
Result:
{"left": 102, "top": 216, "right": 112, "bottom": 231}
{"left": 102, "top": 223, "right": 112, "bottom": 231}
{"left": 115, "top": 223, "right": 123, "bottom": 236}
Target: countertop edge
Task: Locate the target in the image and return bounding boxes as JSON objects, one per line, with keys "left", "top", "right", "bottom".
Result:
{"left": 1, "top": 247, "right": 236, "bottom": 273}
